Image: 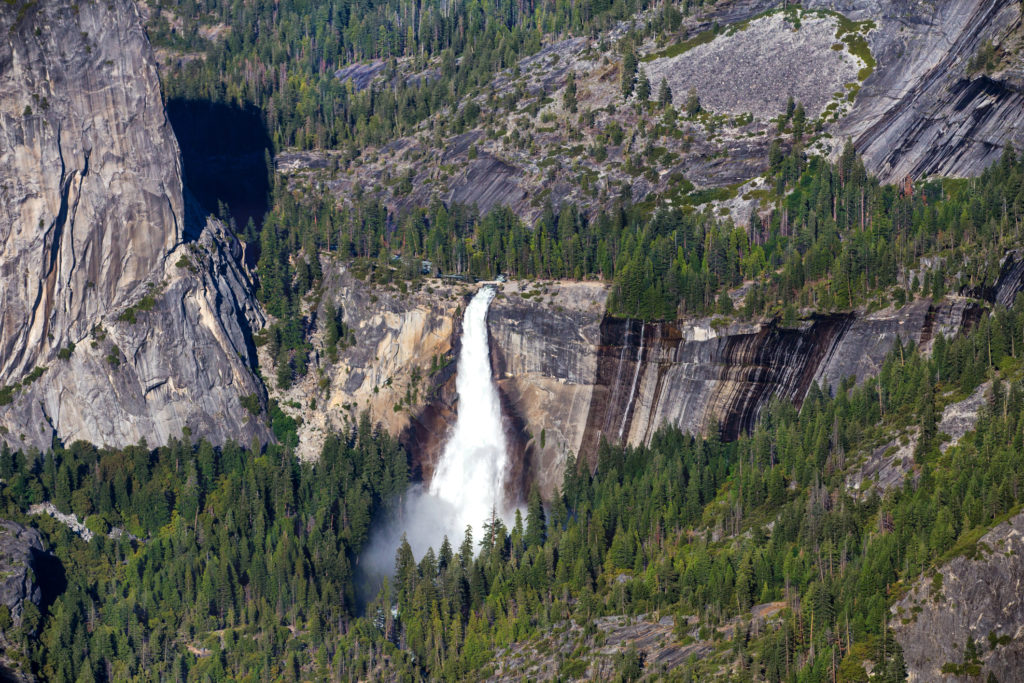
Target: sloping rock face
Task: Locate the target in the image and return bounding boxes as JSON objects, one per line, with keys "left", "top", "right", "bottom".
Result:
{"left": 644, "top": 12, "right": 863, "bottom": 119}
{"left": 824, "top": 0, "right": 1024, "bottom": 181}
{"left": 892, "top": 513, "right": 1024, "bottom": 682}
{"left": 0, "top": 0, "right": 269, "bottom": 451}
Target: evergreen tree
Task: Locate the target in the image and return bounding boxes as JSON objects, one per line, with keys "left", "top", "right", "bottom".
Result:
{"left": 636, "top": 72, "right": 651, "bottom": 101}
{"left": 621, "top": 52, "right": 638, "bottom": 99}
{"left": 685, "top": 87, "right": 701, "bottom": 117}
{"left": 525, "top": 484, "right": 546, "bottom": 548}
{"left": 658, "top": 77, "right": 673, "bottom": 107}
{"left": 563, "top": 72, "right": 578, "bottom": 113}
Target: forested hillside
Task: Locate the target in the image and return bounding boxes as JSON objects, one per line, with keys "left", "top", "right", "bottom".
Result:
{"left": 254, "top": 144, "right": 1024, "bottom": 390}
{"left": 146, "top": 0, "right": 1024, "bottom": 394}
{"left": 149, "top": 0, "right": 657, "bottom": 149}
{"left": 5, "top": 262, "right": 1024, "bottom": 680}
{"left": 4, "top": 0, "right": 1024, "bottom": 680}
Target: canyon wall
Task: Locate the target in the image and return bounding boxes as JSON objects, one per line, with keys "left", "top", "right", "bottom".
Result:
{"left": 488, "top": 287, "right": 981, "bottom": 497}
{"left": 288, "top": 267, "right": 1005, "bottom": 502}
{"left": 0, "top": 0, "right": 269, "bottom": 451}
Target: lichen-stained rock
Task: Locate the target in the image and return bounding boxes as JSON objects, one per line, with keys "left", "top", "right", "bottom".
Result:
{"left": 575, "top": 314, "right": 856, "bottom": 464}
{"left": 0, "top": 0, "right": 269, "bottom": 451}
{"left": 892, "top": 512, "right": 1024, "bottom": 682}
{"left": 811, "top": 298, "right": 932, "bottom": 395}
{"left": 483, "top": 291, "right": 975, "bottom": 497}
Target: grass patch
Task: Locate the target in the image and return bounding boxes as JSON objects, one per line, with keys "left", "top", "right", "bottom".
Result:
{"left": 681, "top": 183, "right": 740, "bottom": 206}
{"left": 938, "top": 504, "right": 1022, "bottom": 565}
{"left": 0, "top": 366, "right": 48, "bottom": 406}
{"left": 642, "top": 27, "right": 719, "bottom": 62}
{"left": 117, "top": 282, "right": 165, "bottom": 324}
{"left": 834, "top": 15, "right": 876, "bottom": 80}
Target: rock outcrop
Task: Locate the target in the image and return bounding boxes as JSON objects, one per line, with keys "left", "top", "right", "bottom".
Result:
{"left": 0, "top": 520, "right": 45, "bottom": 681}
{"left": 826, "top": 0, "right": 1024, "bottom": 181}
{"left": 0, "top": 521, "right": 43, "bottom": 626}
{"left": 892, "top": 512, "right": 1024, "bottom": 682}
{"left": 0, "top": 0, "right": 269, "bottom": 451}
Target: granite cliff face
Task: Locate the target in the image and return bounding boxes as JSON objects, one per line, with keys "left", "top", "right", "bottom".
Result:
{"left": 0, "top": 0, "right": 180, "bottom": 382}
{"left": 262, "top": 266, "right": 463, "bottom": 465}
{"left": 0, "top": 0, "right": 269, "bottom": 451}
{"left": 328, "top": 280, "right": 983, "bottom": 501}
{"left": 823, "top": 0, "right": 1024, "bottom": 181}
{"left": 485, "top": 287, "right": 979, "bottom": 497}
{"left": 488, "top": 282, "right": 609, "bottom": 497}
{"left": 892, "top": 512, "right": 1024, "bottom": 682}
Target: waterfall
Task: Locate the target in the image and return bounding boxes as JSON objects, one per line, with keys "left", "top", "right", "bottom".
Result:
{"left": 618, "top": 321, "right": 645, "bottom": 441}
{"left": 362, "top": 286, "right": 512, "bottom": 573}
{"left": 428, "top": 286, "right": 510, "bottom": 541}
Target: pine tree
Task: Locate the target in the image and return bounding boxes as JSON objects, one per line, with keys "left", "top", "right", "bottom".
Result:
{"left": 395, "top": 535, "right": 417, "bottom": 608}
{"left": 685, "top": 87, "right": 701, "bottom": 117}
{"left": 636, "top": 72, "right": 651, "bottom": 101}
{"left": 525, "top": 484, "right": 546, "bottom": 548}
{"left": 563, "top": 72, "right": 578, "bottom": 113}
{"left": 621, "top": 52, "right": 638, "bottom": 99}
{"left": 658, "top": 77, "right": 672, "bottom": 107}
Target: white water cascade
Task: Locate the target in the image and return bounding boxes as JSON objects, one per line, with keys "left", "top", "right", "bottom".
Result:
{"left": 618, "top": 321, "right": 645, "bottom": 440}
{"left": 364, "top": 286, "right": 513, "bottom": 568}
{"left": 427, "top": 286, "right": 511, "bottom": 541}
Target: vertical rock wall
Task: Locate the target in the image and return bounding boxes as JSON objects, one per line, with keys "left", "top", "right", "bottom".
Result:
{"left": 0, "top": 0, "right": 182, "bottom": 381}
{"left": 487, "top": 288, "right": 979, "bottom": 497}
{"left": 0, "top": 0, "right": 269, "bottom": 451}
